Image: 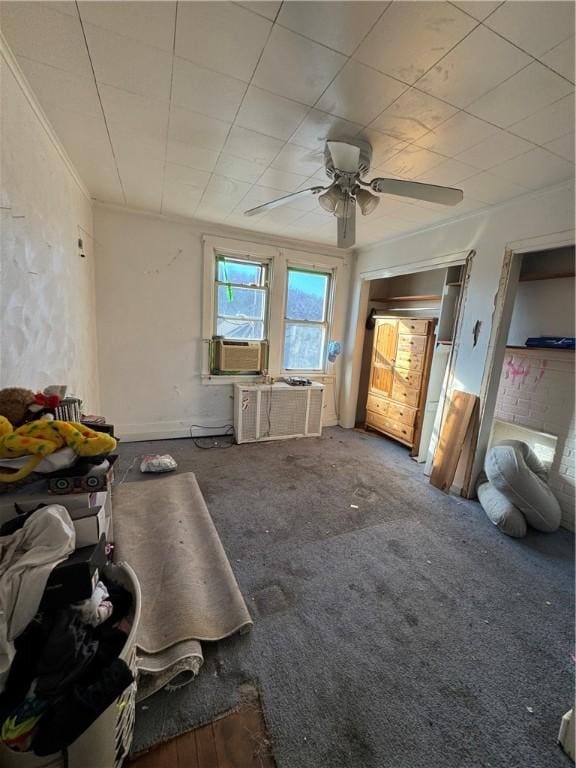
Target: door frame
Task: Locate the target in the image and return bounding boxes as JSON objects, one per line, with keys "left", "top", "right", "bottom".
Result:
{"left": 340, "top": 248, "right": 473, "bottom": 431}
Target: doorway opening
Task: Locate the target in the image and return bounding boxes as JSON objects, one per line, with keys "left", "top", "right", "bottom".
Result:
{"left": 356, "top": 261, "right": 467, "bottom": 468}
{"left": 484, "top": 244, "right": 575, "bottom": 530}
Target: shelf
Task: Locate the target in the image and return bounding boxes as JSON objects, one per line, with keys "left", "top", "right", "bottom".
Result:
{"left": 445, "top": 281, "right": 462, "bottom": 287}
{"left": 372, "top": 294, "right": 442, "bottom": 302}
{"left": 519, "top": 271, "right": 574, "bottom": 282}
{"left": 437, "top": 340, "right": 453, "bottom": 346}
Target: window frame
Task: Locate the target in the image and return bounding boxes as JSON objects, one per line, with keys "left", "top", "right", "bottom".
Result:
{"left": 213, "top": 254, "right": 270, "bottom": 342}
{"left": 282, "top": 266, "right": 333, "bottom": 373}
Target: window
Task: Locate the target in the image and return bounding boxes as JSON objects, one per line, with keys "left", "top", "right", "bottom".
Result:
{"left": 283, "top": 268, "right": 331, "bottom": 371}
{"left": 215, "top": 256, "right": 268, "bottom": 340}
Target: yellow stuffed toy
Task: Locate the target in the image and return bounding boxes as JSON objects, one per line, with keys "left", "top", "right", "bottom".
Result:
{"left": 0, "top": 417, "right": 117, "bottom": 483}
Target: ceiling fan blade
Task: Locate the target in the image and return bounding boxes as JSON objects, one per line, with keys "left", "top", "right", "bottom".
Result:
{"left": 369, "top": 177, "right": 463, "bottom": 206}
{"left": 337, "top": 201, "right": 356, "bottom": 248}
{"left": 244, "top": 187, "right": 326, "bottom": 216}
{"left": 327, "top": 141, "right": 361, "bottom": 173}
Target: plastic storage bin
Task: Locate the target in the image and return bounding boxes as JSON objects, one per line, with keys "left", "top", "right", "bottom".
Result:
{"left": 0, "top": 562, "right": 141, "bottom": 768}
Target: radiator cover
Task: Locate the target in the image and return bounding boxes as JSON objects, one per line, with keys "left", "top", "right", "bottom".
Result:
{"left": 234, "top": 383, "right": 325, "bottom": 443}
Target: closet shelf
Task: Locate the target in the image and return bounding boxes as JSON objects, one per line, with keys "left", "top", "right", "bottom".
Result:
{"left": 519, "top": 271, "right": 575, "bottom": 282}
{"left": 372, "top": 294, "right": 442, "bottom": 302}
{"left": 445, "top": 281, "right": 462, "bottom": 287}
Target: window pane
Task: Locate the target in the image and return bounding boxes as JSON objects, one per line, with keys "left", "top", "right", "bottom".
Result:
{"left": 284, "top": 323, "right": 325, "bottom": 370}
{"left": 286, "top": 270, "right": 329, "bottom": 321}
{"left": 217, "top": 285, "right": 265, "bottom": 320}
{"left": 216, "top": 318, "right": 264, "bottom": 340}
{"left": 217, "top": 258, "right": 263, "bottom": 286}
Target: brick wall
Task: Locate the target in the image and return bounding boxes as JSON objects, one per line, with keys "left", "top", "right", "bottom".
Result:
{"left": 494, "top": 347, "right": 575, "bottom": 530}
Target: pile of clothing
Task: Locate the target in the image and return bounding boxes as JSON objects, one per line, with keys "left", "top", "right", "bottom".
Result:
{"left": 0, "top": 505, "right": 134, "bottom": 756}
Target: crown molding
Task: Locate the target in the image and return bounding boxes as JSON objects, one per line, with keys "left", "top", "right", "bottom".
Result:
{"left": 0, "top": 32, "right": 91, "bottom": 201}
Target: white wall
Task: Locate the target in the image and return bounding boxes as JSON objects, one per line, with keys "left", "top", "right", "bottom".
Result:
{"left": 341, "top": 182, "right": 575, "bottom": 480}
{"left": 507, "top": 277, "right": 575, "bottom": 346}
{"left": 93, "top": 205, "right": 351, "bottom": 440}
{"left": 0, "top": 43, "right": 99, "bottom": 410}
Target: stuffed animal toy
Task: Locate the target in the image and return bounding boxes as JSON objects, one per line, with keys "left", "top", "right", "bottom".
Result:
{"left": 0, "top": 388, "right": 36, "bottom": 427}
{"left": 0, "top": 417, "right": 117, "bottom": 483}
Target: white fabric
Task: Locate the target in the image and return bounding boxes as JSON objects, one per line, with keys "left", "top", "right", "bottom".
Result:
{"left": 0, "top": 447, "right": 77, "bottom": 473}
{"left": 477, "top": 481, "right": 527, "bottom": 538}
{"left": 0, "top": 505, "right": 75, "bottom": 688}
{"left": 485, "top": 440, "right": 561, "bottom": 532}
{"left": 72, "top": 581, "right": 113, "bottom": 626}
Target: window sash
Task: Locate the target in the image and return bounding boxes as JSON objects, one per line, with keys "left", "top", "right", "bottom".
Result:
{"left": 214, "top": 256, "right": 269, "bottom": 340}
{"left": 282, "top": 268, "right": 331, "bottom": 371}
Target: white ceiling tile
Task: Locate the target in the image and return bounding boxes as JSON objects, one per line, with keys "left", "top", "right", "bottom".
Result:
{"left": 277, "top": 1, "right": 388, "bottom": 56}
{"left": 202, "top": 175, "right": 253, "bottom": 207}
{"left": 172, "top": 57, "right": 247, "bottom": 122}
{"left": 415, "top": 158, "right": 478, "bottom": 185}
{"left": 545, "top": 133, "right": 575, "bottom": 163}
{"left": 316, "top": 60, "right": 407, "bottom": 125}
{"left": 257, "top": 167, "right": 311, "bottom": 192}
{"left": 450, "top": 2, "right": 503, "bottom": 21}
{"left": 416, "top": 111, "right": 499, "bottom": 155}
{"left": 377, "top": 145, "right": 445, "bottom": 179}
{"left": 168, "top": 107, "right": 231, "bottom": 153}
{"left": 509, "top": 94, "right": 575, "bottom": 145}
{"left": 467, "top": 62, "right": 573, "bottom": 128}
{"left": 484, "top": 1, "right": 575, "bottom": 58}
{"left": 166, "top": 142, "right": 219, "bottom": 173}
{"left": 258, "top": 206, "right": 309, "bottom": 227}
{"left": 223, "top": 126, "right": 284, "bottom": 165}
{"left": 175, "top": 2, "right": 271, "bottom": 82}
{"left": 271, "top": 143, "right": 324, "bottom": 176}
{"left": 540, "top": 37, "right": 575, "bottom": 83}
{"left": 238, "top": 2, "right": 282, "bottom": 21}
{"left": 243, "top": 185, "right": 320, "bottom": 213}
{"left": 290, "top": 210, "right": 331, "bottom": 232}
{"left": 236, "top": 87, "right": 309, "bottom": 140}
{"left": 37, "top": 2, "right": 79, "bottom": 17}
{"left": 371, "top": 88, "right": 458, "bottom": 142}
{"left": 164, "top": 163, "right": 211, "bottom": 191}
{"left": 215, "top": 153, "right": 269, "bottom": 183}
{"left": 456, "top": 131, "right": 535, "bottom": 170}
{"left": 355, "top": 1, "right": 476, "bottom": 85}
{"left": 41, "top": 104, "right": 124, "bottom": 200}
{"left": 84, "top": 23, "right": 172, "bottom": 101}
{"left": 99, "top": 85, "right": 169, "bottom": 144}
{"left": 416, "top": 26, "right": 531, "bottom": 108}
{"left": 356, "top": 128, "right": 407, "bottom": 167}
{"left": 289, "top": 109, "right": 362, "bottom": 150}
{"left": 490, "top": 147, "right": 575, "bottom": 189}
{"left": 162, "top": 183, "right": 204, "bottom": 218}
{"left": 17, "top": 56, "right": 101, "bottom": 118}
{"left": 459, "top": 171, "right": 527, "bottom": 204}
{"left": 195, "top": 202, "right": 234, "bottom": 222}
{"left": 110, "top": 131, "right": 165, "bottom": 203}
{"left": 79, "top": 1, "right": 176, "bottom": 51}
{"left": 0, "top": 2, "right": 92, "bottom": 76}
{"left": 252, "top": 26, "right": 346, "bottom": 106}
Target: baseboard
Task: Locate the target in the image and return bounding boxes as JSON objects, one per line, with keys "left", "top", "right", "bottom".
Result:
{"left": 118, "top": 417, "right": 340, "bottom": 442}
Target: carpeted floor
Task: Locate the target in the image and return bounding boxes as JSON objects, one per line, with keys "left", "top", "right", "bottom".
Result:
{"left": 116, "top": 427, "right": 574, "bottom": 768}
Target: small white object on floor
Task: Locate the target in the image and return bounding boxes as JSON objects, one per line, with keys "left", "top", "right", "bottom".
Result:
{"left": 350, "top": 504, "right": 359, "bottom": 509}
{"left": 140, "top": 454, "right": 178, "bottom": 473}
{"left": 526, "top": 706, "right": 534, "bottom": 714}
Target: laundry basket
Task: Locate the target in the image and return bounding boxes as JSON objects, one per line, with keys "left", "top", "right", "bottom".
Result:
{"left": 0, "top": 562, "right": 141, "bottom": 768}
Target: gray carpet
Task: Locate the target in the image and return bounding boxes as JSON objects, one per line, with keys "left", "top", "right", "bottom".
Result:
{"left": 116, "top": 427, "right": 574, "bottom": 768}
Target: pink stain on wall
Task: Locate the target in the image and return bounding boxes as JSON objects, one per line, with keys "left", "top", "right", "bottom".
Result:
{"left": 505, "top": 356, "right": 531, "bottom": 385}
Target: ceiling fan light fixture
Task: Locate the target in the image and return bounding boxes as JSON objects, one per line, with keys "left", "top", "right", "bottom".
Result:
{"left": 356, "top": 188, "right": 380, "bottom": 216}
{"left": 318, "top": 187, "right": 341, "bottom": 214}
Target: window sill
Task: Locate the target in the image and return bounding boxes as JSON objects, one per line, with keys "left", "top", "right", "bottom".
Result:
{"left": 201, "top": 374, "right": 266, "bottom": 386}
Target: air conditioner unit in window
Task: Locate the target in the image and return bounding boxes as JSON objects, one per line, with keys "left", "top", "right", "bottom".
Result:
{"left": 212, "top": 340, "right": 267, "bottom": 374}
{"left": 234, "top": 383, "right": 324, "bottom": 443}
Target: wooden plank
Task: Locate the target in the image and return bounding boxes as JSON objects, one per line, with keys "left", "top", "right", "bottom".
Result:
{"left": 429, "top": 390, "right": 478, "bottom": 492}
{"left": 195, "top": 722, "right": 219, "bottom": 768}
{"left": 128, "top": 739, "right": 179, "bottom": 768}
{"left": 213, "top": 709, "right": 256, "bottom": 767}
{"left": 372, "top": 294, "right": 442, "bottom": 302}
{"left": 175, "top": 729, "right": 199, "bottom": 768}
{"left": 519, "top": 271, "right": 574, "bottom": 282}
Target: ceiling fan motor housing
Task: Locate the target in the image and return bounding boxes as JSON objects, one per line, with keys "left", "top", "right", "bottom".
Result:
{"left": 325, "top": 138, "right": 372, "bottom": 178}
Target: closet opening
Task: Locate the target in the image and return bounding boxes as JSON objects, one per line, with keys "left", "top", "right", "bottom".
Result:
{"left": 355, "top": 262, "right": 467, "bottom": 470}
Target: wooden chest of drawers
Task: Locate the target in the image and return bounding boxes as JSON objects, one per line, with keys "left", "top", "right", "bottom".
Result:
{"left": 366, "top": 316, "right": 435, "bottom": 452}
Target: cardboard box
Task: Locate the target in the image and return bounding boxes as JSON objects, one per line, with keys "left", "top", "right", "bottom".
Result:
{"left": 0, "top": 489, "right": 107, "bottom": 527}
{"left": 73, "top": 505, "right": 108, "bottom": 548}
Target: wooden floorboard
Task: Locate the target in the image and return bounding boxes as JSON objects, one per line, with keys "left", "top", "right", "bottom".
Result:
{"left": 129, "top": 691, "right": 275, "bottom": 768}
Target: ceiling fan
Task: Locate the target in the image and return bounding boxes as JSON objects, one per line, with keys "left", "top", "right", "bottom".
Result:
{"left": 244, "top": 139, "right": 464, "bottom": 248}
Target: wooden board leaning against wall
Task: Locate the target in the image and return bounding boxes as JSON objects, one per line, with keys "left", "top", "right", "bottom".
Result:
{"left": 365, "top": 316, "right": 437, "bottom": 456}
